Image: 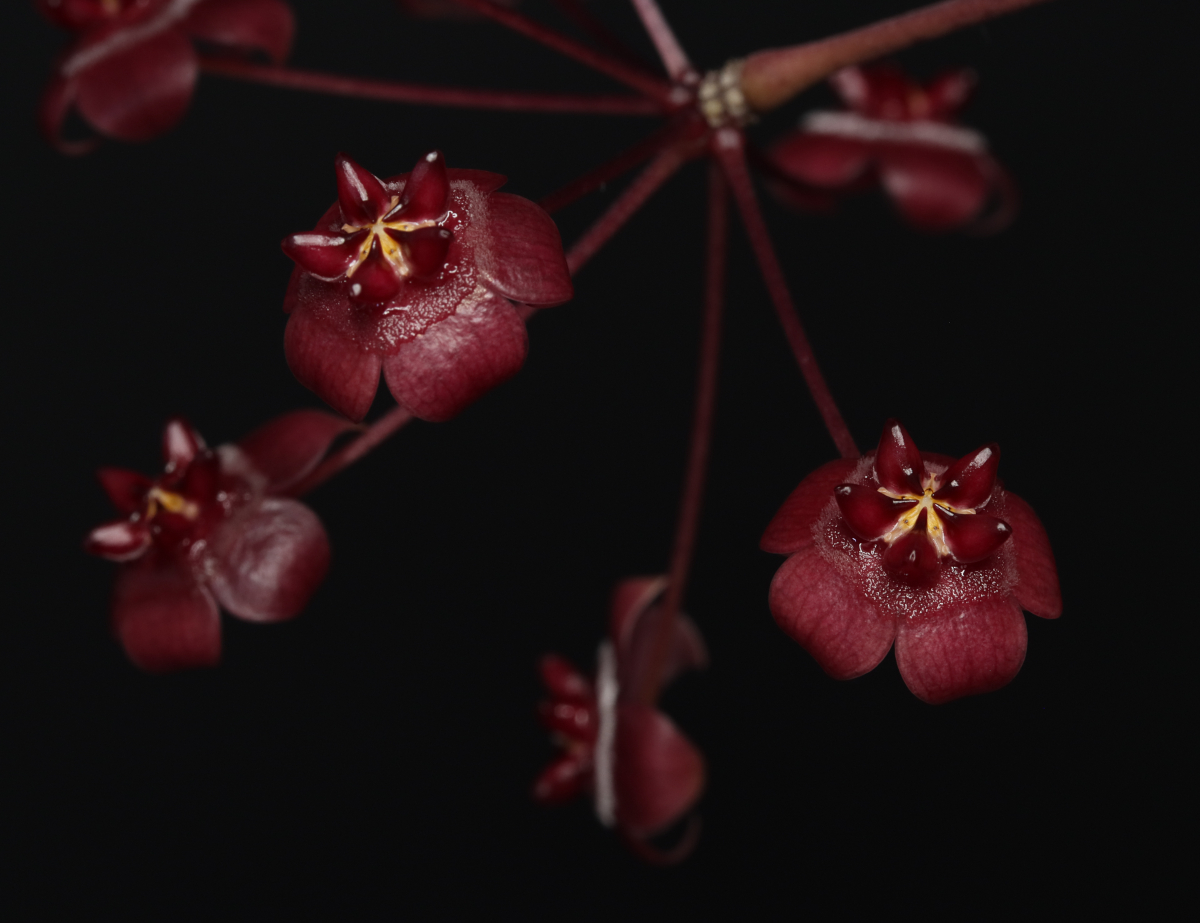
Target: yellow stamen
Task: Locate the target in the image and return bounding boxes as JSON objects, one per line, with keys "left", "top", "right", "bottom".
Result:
{"left": 147, "top": 487, "right": 200, "bottom": 521}
{"left": 342, "top": 196, "right": 442, "bottom": 280}
{"left": 877, "top": 477, "right": 973, "bottom": 557}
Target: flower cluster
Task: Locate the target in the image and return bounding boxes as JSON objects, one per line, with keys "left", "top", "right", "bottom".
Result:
{"left": 535, "top": 577, "right": 706, "bottom": 852}
{"left": 762, "top": 420, "right": 1060, "bottom": 704}
{"left": 38, "top": 0, "right": 294, "bottom": 151}
{"left": 768, "top": 64, "right": 1014, "bottom": 231}
{"left": 85, "top": 411, "right": 351, "bottom": 671}
{"left": 282, "top": 151, "right": 573, "bottom": 422}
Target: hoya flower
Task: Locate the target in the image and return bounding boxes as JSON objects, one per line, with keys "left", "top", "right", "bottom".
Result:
{"left": 85, "top": 411, "right": 352, "bottom": 672}
{"left": 281, "top": 151, "right": 573, "bottom": 423}
{"left": 767, "top": 64, "right": 1014, "bottom": 231}
{"left": 761, "top": 420, "right": 1060, "bottom": 705}
{"left": 535, "top": 577, "right": 706, "bottom": 854}
{"left": 37, "top": 0, "right": 294, "bottom": 152}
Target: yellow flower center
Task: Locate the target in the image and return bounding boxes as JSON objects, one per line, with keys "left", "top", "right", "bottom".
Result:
{"left": 877, "top": 475, "right": 974, "bottom": 557}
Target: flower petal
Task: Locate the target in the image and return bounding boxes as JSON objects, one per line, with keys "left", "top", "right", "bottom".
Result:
{"left": 394, "top": 150, "right": 450, "bottom": 222}
{"left": 894, "top": 594, "right": 1027, "bottom": 704}
{"left": 346, "top": 237, "right": 403, "bottom": 303}
{"left": 97, "top": 467, "right": 152, "bottom": 514}
{"left": 476, "top": 193, "right": 573, "bottom": 306}
{"left": 111, "top": 551, "right": 220, "bottom": 672}
{"left": 206, "top": 498, "right": 330, "bottom": 623}
{"left": 768, "top": 544, "right": 896, "bottom": 680}
{"left": 940, "top": 509, "right": 1012, "bottom": 564}
{"left": 235, "top": 409, "right": 358, "bottom": 493}
{"left": 1000, "top": 491, "right": 1062, "bottom": 619}
{"left": 281, "top": 228, "right": 367, "bottom": 279}
{"left": 760, "top": 457, "right": 860, "bottom": 555}
{"left": 878, "top": 145, "right": 991, "bottom": 231}
{"left": 533, "top": 752, "right": 591, "bottom": 805}
{"left": 613, "top": 703, "right": 704, "bottom": 838}
{"left": 925, "top": 68, "right": 977, "bottom": 119}
{"left": 162, "top": 416, "right": 205, "bottom": 470}
{"left": 769, "top": 132, "right": 873, "bottom": 188}
{"left": 38, "top": 72, "right": 100, "bottom": 155}
{"left": 283, "top": 307, "right": 381, "bottom": 423}
{"left": 71, "top": 27, "right": 197, "bottom": 142}
{"left": 608, "top": 577, "right": 707, "bottom": 699}
{"left": 874, "top": 419, "right": 925, "bottom": 495}
{"left": 446, "top": 168, "right": 507, "bottom": 194}
{"left": 538, "top": 700, "right": 595, "bottom": 741}
{"left": 181, "top": 0, "right": 295, "bottom": 64}
{"left": 835, "top": 483, "right": 914, "bottom": 541}
{"left": 380, "top": 290, "right": 527, "bottom": 422}
{"left": 880, "top": 516, "right": 940, "bottom": 585}
{"left": 936, "top": 443, "right": 1000, "bottom": 509}
{"left": 539, "top": 653, "right": 593, "bottom": 702}
{"left": 390, "top": 226, "right": 452, "bottom": 279}
{"left": 85, "top": 518, "right": 152, "bottom": 561}
{"left": 335, "top": 153, "right": 392, "bottom": 227}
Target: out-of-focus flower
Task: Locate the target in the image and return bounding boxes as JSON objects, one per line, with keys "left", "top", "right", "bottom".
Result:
{"left": 393, "top": 0, "right": 518, "bottom": 21}
{"left": 281, "top": 151, "right": 573, "bottom": 423}
{"left": 84, "top": 411, "right": 352, "bottom": 671}
{"left": 767, "top": 63, "right": 1015, "bottom": 231}
{"left": 761, "top": 420, "right": 1060, "bottom": 704}
{"left": 37, "top": 0, "right": 294, "bottom": 152}
{"left": 535, "top": 577, "right": 706, "bottom": 854}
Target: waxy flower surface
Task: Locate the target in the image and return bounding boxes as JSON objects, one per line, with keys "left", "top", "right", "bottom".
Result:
{"left": 85, "top": 412, "right": 351, "bottom": 671}
{"left": 282, "top": 151, "right": 573, "bottom": 423}
{"left": 535, "top": 577, "right": 706, "bottom": 846}
{"left": 768, "top": 64, "right": 1013, "bottom": 231}
{"left": 38, "top": 0, "right": 294, "bottom": 151}
{"left": 762, "top": 421, "right": 1060, "bottom": 704}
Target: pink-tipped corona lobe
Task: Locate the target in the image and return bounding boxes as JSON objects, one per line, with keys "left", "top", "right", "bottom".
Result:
{"left": 762, "top": 421, "right": 1060, "bottom": 704}
{"left": 85, "top": 411, "right": 352, "bottom": 670}
{"left": 282, "top": 152, "right": 571, "bottom": 423}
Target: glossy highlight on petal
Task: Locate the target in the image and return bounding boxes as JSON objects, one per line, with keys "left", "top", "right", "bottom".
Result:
{"left": 875, "top": 418, "right": 925, "bottom": 494}
{"left": 393, "top": 226, "right": 452, "bottom": 279}
{"left": 162, "top": 416, "right": 205, "bottom": 470}
{"left": 335, "top": 153, "right": 392, "bottom": 227}
{"left": 86, "top": 519, "right": 152, "bottom": 561}
{"left": 880, "top": 513, "right": 940, "bottom": 584}
{"left": 396, "top": 150, "right": 450, "bottom": 222}
{"left": 936, "top": 443, "right": 1000, "bottom": 509}
{"left": 940, "top": 509, "right": 1012, "bottom": 563}
{"left": 835, "top": 483, "right": 913, "bottom": 541}
{"left": 282, "top": 229, "right": 367, "bottom": 279}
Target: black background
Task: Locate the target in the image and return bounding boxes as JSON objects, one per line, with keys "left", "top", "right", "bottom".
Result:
{"left": 2, "top": 1, "right": 1189, "bottom": 918}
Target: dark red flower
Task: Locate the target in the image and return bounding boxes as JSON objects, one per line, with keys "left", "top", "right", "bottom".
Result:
{"left": 766, "top": 64, "right": 1015, "bottom": 231}
{"left": 534, "top": 577, "right": 706, "bottom": 849}
{"left": 38, "top": 0, "right": 294, "bottom": 152}
{"left": 84, "top": 411, "right": 353, "bottom": 672}
{"left": 281, "top": 151, "right": 573, "bottom": 423}
{"left": 761, "top": 420, "right": 1061, "bottom": 705}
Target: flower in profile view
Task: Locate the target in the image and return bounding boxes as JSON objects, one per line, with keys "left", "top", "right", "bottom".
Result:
{"left": 761, "top": 420, "right": 1061, "bottom": 704}
{"left": 37, "top": 0, "right": 294, "bottom": 152}
{"left": 767, "top": 63, "right": 1015, "bottom": 231}
{"left": 84, "top": 411, "right": 353, "bottom": 671}
{"left": 535, "top": 577, "right": 706, "bottom": 857}
{"left": 281, "top": 151, "right": 573, "bottom": 423}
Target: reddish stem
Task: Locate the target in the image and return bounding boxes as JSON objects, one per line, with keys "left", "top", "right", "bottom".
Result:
{"left": 564, "top": 145, "right": 692, "bottom": 276}
{"left": 539, "top": 116, "right": 703, "bottom": 215}
{"left": 549, "top": 0, "right": 650, "bottom": 71}
{"left": 447, "top": 0, "right": 678, "bottom": 105}
{"left": 629, "top": 0, "right": 695, "bottom": 81}
{"left": 636, "top": 161, "right": 728, "bottom": 707}
{"left": 713, "top": 130, "right": 858, "bottom": 460}
{"left": 287, "top": 405, "right": 414, "bottom": 498}
{"left": 199, "top": 57, "right": 660, "bottom": 117}
{"left": 740, "top": 0, "right": 1056, "bottom": 112}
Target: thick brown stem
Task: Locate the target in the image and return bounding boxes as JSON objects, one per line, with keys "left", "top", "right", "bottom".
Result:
{"left": 740, "top": 0, "right": 1055, "bottom": 113}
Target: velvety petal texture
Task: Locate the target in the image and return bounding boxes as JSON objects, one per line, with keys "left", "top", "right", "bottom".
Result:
{"left": 763, "top": 421, "right": 1060, "bottom": 703}
{"left": 88, "top": 414, "right": 335, "bottom": 671}
{"left": 41, "top": 0, "right": 297, "bottom": 150}
{"left": 282, "top": 153, "right": 571, "bottom": 422}
{"left": 768, "top": 64, "right": 1009, "bottom": 232}
{"left": 206, "top": 498, "right": 330, "bottom": 623}
{"left": 112, "top": 552, "right": 221, "bottom": 673}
